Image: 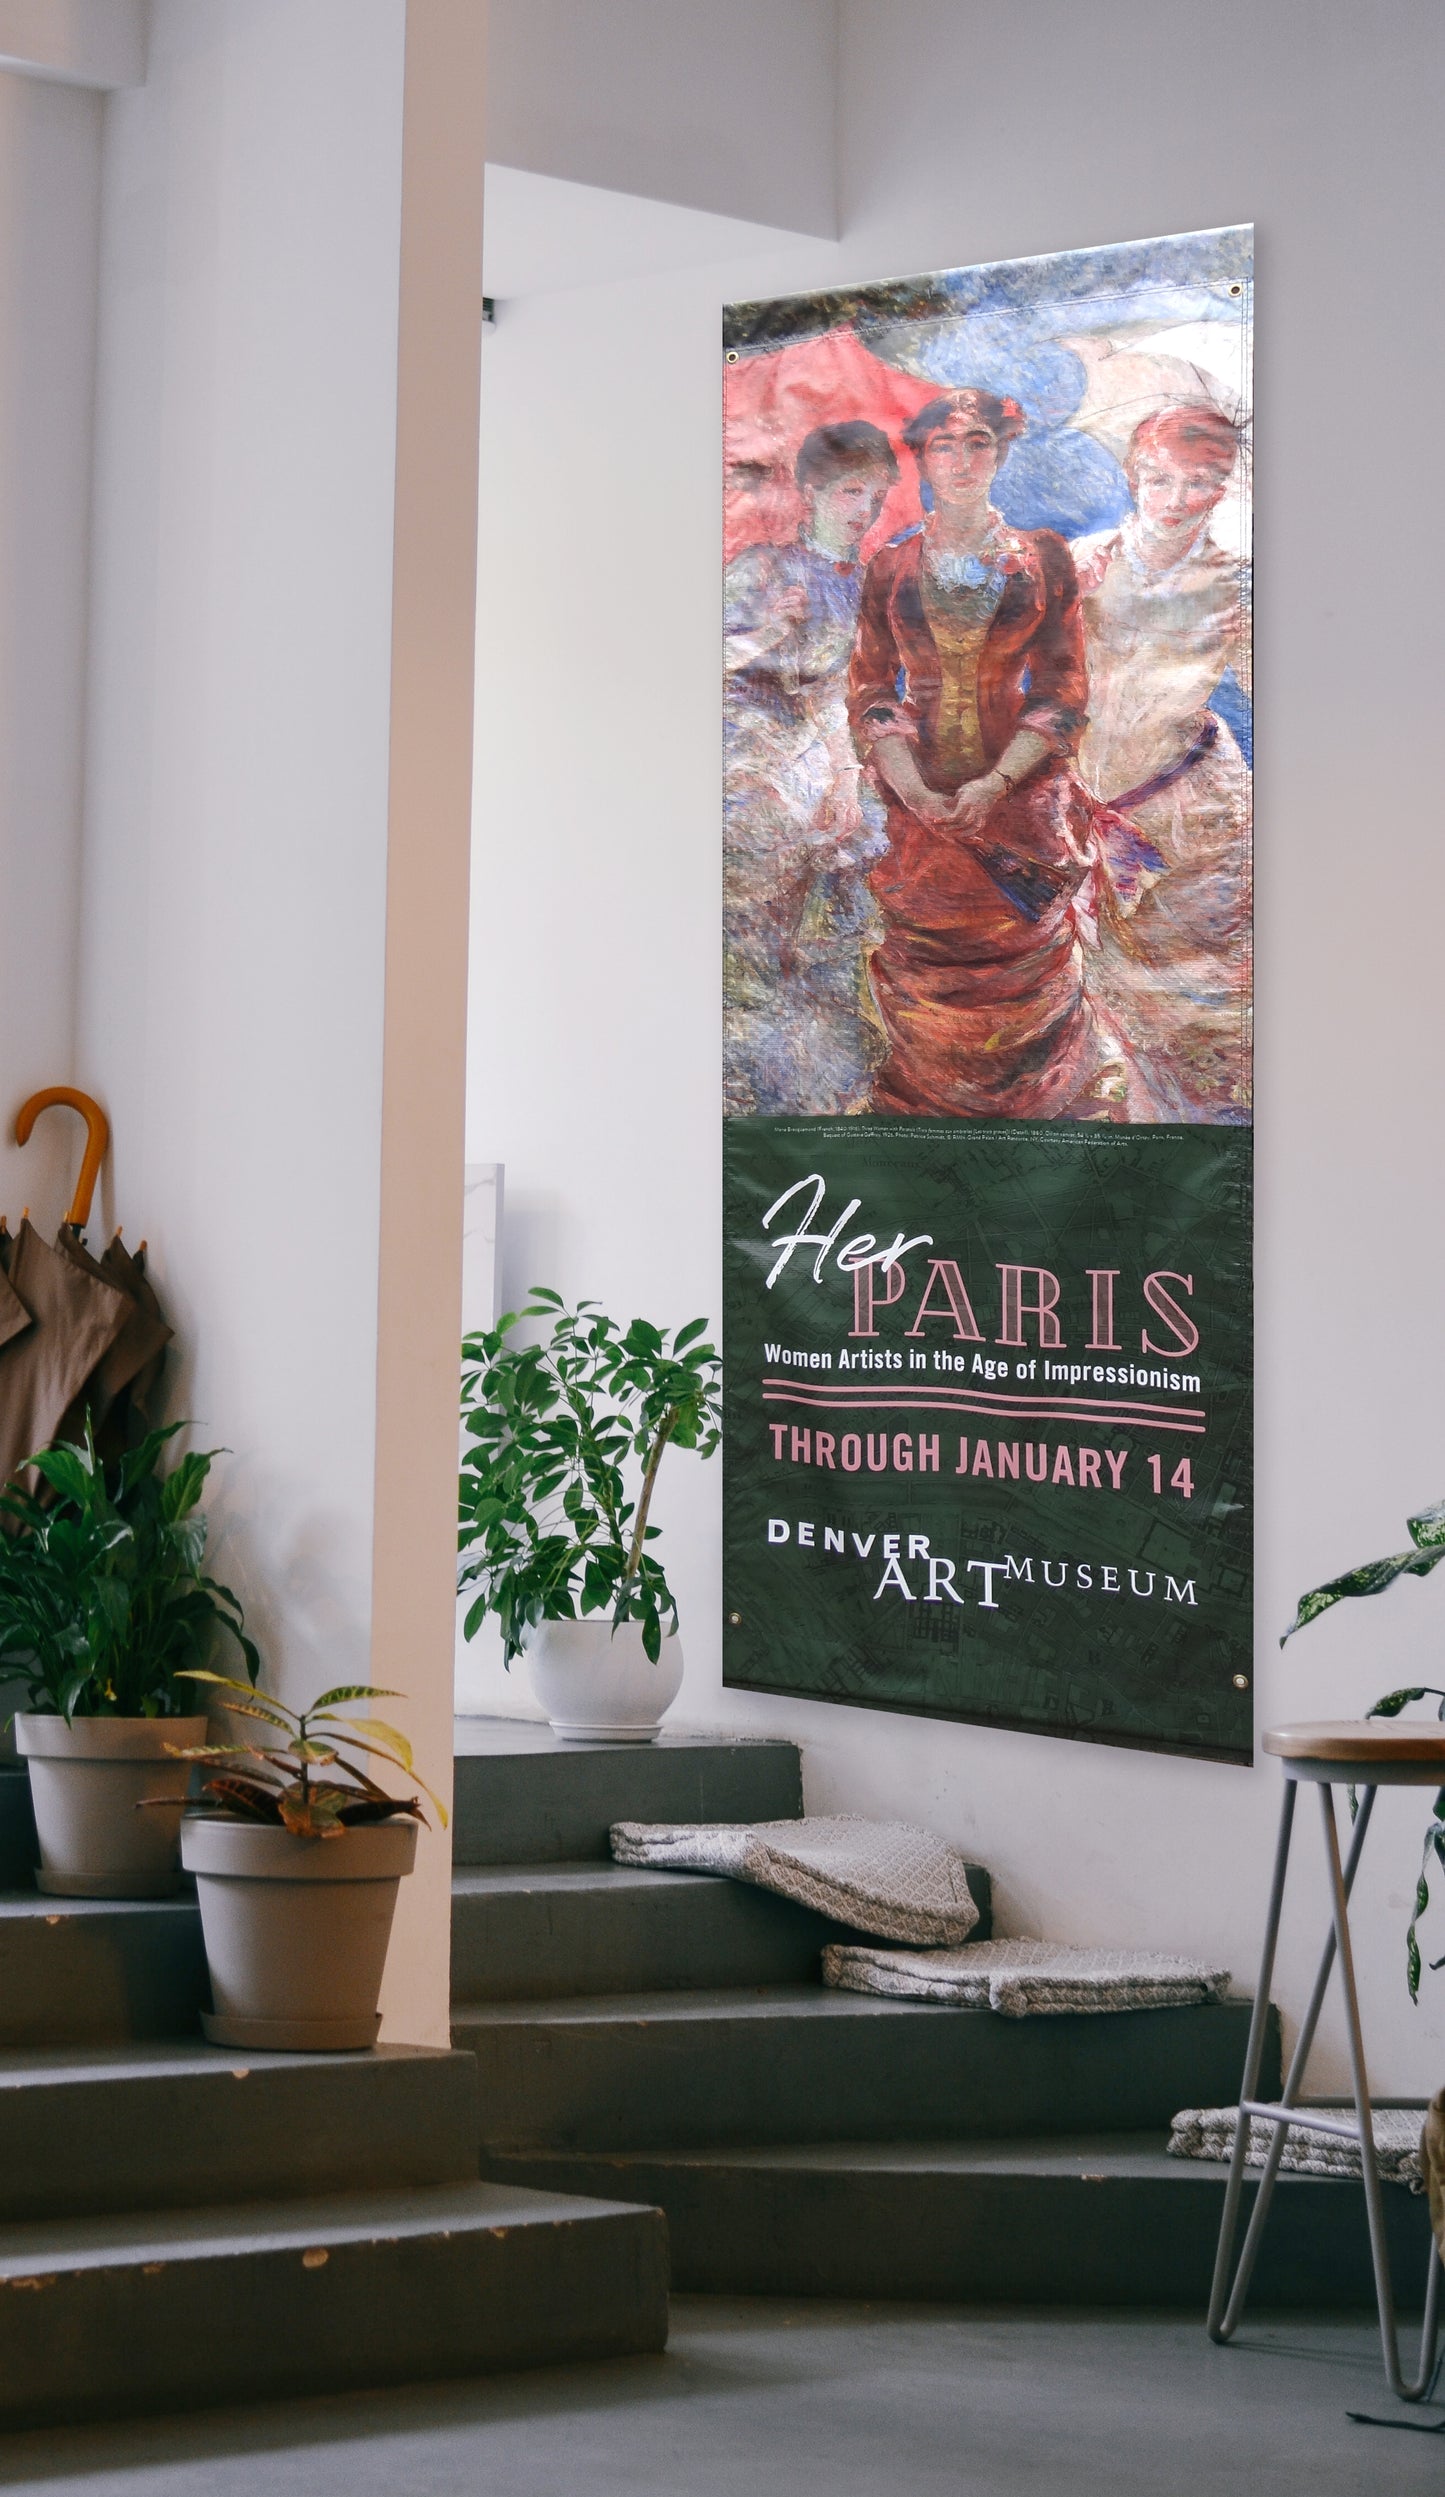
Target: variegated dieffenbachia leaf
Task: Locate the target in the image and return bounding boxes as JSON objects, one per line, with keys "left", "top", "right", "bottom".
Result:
{"left": 1280, "top": 1537, "right": 1445, "bottom": 1643}
{"left": 1410, "top": 1498, "right": 1445, "bottom": 1551}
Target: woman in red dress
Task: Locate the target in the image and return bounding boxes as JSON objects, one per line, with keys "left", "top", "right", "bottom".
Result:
{"left": 848, "top": 390, "right": 1128, "bottom": 1120}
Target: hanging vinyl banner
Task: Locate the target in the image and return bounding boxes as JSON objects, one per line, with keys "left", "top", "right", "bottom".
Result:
{"left": 722, "top": 227, "right": 1253, "bottom": 1764}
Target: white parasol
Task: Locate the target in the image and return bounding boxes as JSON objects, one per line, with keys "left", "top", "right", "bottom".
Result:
{"left": 1064, "top": 328, "right": 1251, "bottom": 556}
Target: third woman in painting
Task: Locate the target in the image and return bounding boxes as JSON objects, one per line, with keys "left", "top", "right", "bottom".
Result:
{"left": 1073, "top": 403, "right": 1252, "bottom": 1122}
{"left": 847, "top": 391, "right": 1132, "bottom": 1121}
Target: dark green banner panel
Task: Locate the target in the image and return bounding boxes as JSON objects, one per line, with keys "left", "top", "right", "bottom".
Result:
{"left": 722, "top": 1118, "right": 1252, "bottom": 1764}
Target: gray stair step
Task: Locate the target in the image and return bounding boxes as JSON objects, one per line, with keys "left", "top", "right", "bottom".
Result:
{"left": 0, "top": 2041, "right": 479, "bottom": 2219}
{"left": 451, "top": 1860, "right": 993, "bottom": 2002}
{"left": 0, "top": 2177, "right": 667, "bottom": 2427}
{"left": 455, "top": 1986, "right": 1275, "bottom": 2153}
{"left": 452, "top": 1718, "right": 802, "bottom": 1863}
{"left": 0, "top": 1889, "right": 207, "bottom": 2043}
{"left": 480, "top": 2135, "right": 1431, "bottom": 2307}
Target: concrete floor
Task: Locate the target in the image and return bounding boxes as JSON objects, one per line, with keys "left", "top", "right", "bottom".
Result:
{"left": 0, "top": 2301, "right": 1440, "bottom": 2495}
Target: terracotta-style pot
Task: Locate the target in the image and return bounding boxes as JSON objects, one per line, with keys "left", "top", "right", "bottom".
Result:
{"left": 15, "top": 1714, "right": 208, "bottom": 1898}
{"left": 529, "top": 1617, "right": 683, "bottom": 1742}
{"left": 180, "top": 1815, "right": 418, "bottom": 2050}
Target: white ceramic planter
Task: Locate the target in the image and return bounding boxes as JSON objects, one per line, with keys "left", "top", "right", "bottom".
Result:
{"left": 180, "top": 1814, "right": 418, "bottom": 2050}
{"left": 529, "top": 1617, "right": 683, "bottom": 1742}
{"left": 15, "top": 1714, "right": 208, "bottom": 1899}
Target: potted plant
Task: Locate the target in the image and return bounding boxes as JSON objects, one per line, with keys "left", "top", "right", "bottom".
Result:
{"left": 458, "top": 1290, "right": 721, "bottom": 1740}
{"left": 0, "top": 1423, "right": 257, "bottom": 1898}
{"left": 1284, "top": 1492, "right": 1445, "bottom": 1997}
{"left": 171, "top": 1674, "right": 444, "bottom": 2049}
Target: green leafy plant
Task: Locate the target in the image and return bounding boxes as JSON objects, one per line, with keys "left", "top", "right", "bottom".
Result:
{"left": 163, "top": 1672, "right": 447, "bottom": 1840}
{"left": 1283, "top": 1493, "right": 1445, "bottom": 1998}
{"left": 0, "top": 1422, "right": 258, "bottom": 1720}
{"left": 458, "top": 1290, "right": 722, "bottom": 1665}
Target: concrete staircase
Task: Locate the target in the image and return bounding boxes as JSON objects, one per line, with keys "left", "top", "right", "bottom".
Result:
{"left": 454, "top": 1722, "right": 1434, "bottom": 2306}
{"left": 0, "top": 1762, "right": 666, "bottom": 2426}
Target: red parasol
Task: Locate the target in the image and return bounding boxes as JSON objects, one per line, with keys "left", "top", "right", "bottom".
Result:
{"left": 724, "top": 326, "right": 939, "bottom": 565}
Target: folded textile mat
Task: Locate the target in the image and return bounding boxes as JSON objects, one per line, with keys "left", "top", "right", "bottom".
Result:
{"left": 608, "top": 1816, "right": 980, "bottom": 1945}
{"left": 825, "top": 1938, "right": 1231, "bottom": 2017}
{"left": 1169, "top": 2104, "right": 1425, "bottom": 2191}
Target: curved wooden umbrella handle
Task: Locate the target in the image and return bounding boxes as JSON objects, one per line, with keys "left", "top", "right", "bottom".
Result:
{"left": 14, "top": 1088, "right": 111, "bottom": 1229}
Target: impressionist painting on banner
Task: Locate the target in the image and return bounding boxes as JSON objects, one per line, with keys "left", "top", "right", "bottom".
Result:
{"left": 722, "top": 226, "right": 1253, "bottom": 1764}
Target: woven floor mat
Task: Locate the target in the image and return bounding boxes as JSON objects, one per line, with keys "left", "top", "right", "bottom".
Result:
{"left": 1169, "top": 2103, "right": 1425, "bottom": 2189}
{"left": 608, "top": 1815, "right": 981, "bottom": 1945}
{"left": 823, "top": 1936, "right": 1231, "bottom": 2017}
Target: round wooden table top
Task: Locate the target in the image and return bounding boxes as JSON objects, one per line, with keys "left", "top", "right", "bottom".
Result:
{"left": 1264, "top": 1718, "right": 1445, "bottom": 1764}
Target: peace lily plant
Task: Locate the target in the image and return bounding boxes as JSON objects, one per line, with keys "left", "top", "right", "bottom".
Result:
{"left": 0, "top": 1421, "right": 257, "bottom": 1721}
{"left": 0, "top": 1422, "right": 257, "bottom": 1899}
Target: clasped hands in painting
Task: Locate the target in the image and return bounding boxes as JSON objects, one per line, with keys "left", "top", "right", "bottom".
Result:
{"left": 871, "top": 728, "right": 1049, "bottom": 843}
{"left": 907, "top": 777, "right": 1009, "bottom": 835}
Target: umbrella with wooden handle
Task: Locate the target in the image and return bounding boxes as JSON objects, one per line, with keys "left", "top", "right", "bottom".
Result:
{"left": 0, "top": 1091, "right": 172, "bottom": 1491}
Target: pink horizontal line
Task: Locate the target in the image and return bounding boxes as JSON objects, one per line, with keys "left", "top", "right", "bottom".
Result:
{"left": 762, "top": 1377, "right": 1205, "bottom": 1421}
{"left": 760, "top": 1383, "right": 1205, "bottom": 1436}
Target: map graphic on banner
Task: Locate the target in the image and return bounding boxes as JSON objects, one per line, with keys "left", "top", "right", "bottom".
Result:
{"left": 721, "top": 227, "right": 1253, "bottom": 1764}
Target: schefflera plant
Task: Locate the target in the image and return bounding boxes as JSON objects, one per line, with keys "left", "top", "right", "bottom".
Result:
{"left": 457, "top": 1291, "right": 722, "bottom": 1666}
{"left": 1282, "top": 1492, "right": 1445, "bottom": 1998}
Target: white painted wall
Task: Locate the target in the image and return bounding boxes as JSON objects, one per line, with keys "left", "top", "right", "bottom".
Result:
{"left": 0, "top": 69, "right": 103, "bottom": 1228}
{"left": 485, "top": 0, "right": 837, "bottom": 238}
{"left": 466, "top": 0, "right": 1445, "bottom": 2091}
{"left": 81, "top": 0, "right": 405, "bottom": 1712}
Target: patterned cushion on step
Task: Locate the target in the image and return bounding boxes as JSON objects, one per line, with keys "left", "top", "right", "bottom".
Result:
{"left": 822, "top": 1936, "right": 1231, "bottom": 2017}
{"left": 1169, "top": 2102, "right": 1425, "bottom": 2189}
{"left": 609, "top": 1815, "right": 981, "bottom": 1945}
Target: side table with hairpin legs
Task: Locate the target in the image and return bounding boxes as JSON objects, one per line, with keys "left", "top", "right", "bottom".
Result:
{"left": 1208, "top": 1721, "right": 1444, "bottom": 2401}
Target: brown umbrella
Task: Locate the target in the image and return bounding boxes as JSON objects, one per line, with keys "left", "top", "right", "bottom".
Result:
{"left": 52, "top": 1229, "right": 172, "bottom": 1459}
{"left": 0, "top": 1218, "right": 131, "bottom": 1491}
{"left": 0, "top": 1228, "right": 32, "bottom": 1356}
{"left": 0, "top": 1090, "right": 173, "bottom": 1492}
{"left": 97, "top": 1235, "right": 171, "bottom": 1433}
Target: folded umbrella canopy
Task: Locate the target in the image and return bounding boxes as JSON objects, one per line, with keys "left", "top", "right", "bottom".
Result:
{"left": 0, "top": 1237, "right": 31, "bottom": 1361}
{"left": 0, "top": 1218, "right": 131, "bottom": 1492}
{"left": 0, "top": 1091, "right": 173, "bottom": 1492}
{"left": 53, "top": 1229, "right": 172, "bottom": 1461}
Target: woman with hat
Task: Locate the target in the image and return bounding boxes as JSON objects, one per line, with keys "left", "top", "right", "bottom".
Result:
{"left": 847, "top": 390, "right": 1129, "bottom": 1120}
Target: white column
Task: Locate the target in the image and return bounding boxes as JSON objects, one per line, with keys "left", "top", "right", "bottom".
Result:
{"left": 371, "top": 0, "right": 487, "bottom": 2042}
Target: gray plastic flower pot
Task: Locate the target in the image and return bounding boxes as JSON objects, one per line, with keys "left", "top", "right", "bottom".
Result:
{"left": 15, "top": 1714, "right": 208, "bottom": 1898}
{"left": 180, "top": 1814, "right": 418, "bottom": 2049}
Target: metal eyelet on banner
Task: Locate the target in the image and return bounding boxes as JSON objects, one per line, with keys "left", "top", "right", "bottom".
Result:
{"left": 1233, "top": 1675, "right": 1250, "bottom": 1690}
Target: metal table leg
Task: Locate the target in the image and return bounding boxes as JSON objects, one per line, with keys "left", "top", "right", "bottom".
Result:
{"left": 1319, "top": 1783, "right": 1442, "bottom": 2402}
{"left": 1209, "top": 1775, "right": 1442, "bottom": 2404}
{"left": 1209, "top": 1780, "right": 1375, "bottom": 2339}
{"left": 1208, "top": 1779, "right": 1297, "bottom": 2341}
